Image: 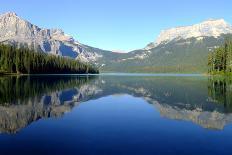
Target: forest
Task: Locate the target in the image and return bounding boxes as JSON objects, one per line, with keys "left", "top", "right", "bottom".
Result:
{"left": 208, "top": 39, "right": 232, "bottom": 74}
{"left": 0, "top": 44, "right": 99, "bottom": 74}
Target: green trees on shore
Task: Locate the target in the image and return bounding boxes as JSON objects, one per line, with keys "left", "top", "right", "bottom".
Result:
{"left": 0, "top": 44, "right": 99, "bottom": 74}
{"left": 208, "top": 40, "right": 232, "bottom": 74}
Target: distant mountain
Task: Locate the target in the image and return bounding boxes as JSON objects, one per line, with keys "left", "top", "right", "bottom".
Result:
{"left": 1, "top": 12, "right": 232, "bottom": 73}
{"left": 101, "top": 19, "right": 232, "bottom": 73}
{"left": 104, "top": 36, "right": 227, "bottom": 73}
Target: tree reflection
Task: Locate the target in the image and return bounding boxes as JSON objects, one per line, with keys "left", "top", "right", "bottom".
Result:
{"left": 208, "top": 77, "right": 232, "bottom": 112}
{"left": 0, "top": 75, "right": 95, "bottom": 105}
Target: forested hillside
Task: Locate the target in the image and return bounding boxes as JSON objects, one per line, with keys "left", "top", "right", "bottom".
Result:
{"left": 101, "top": 35, "right": 228, "bottom": 73}
{"left": 0, "top": 44, "right": 99, "bottom": 74}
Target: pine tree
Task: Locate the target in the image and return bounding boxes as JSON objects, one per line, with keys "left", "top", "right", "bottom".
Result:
{"left": 208, "top": 40, "right": 232, "bottom": 74}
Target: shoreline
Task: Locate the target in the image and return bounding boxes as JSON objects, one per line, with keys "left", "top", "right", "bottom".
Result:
{"left": 1, "top": 71, "right": 232, "bottom": 77}
{"left": 0, "top": 72, "right": 100, "bottom": 76}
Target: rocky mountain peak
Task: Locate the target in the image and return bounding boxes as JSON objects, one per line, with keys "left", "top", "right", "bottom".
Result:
{"left": 0, "top": 12, "right": 18, "bottom": 18}
{"left": 201, "top": 18, "right": 227, "bottom": 25}
{"left": 0, "top": 12, "right": 99, "bottom": 62}
{"left": 146, "top": 19, "right": 232, "bottom": 49}
{"left": 50, "top": 28, "right": 75, "bottom": 42}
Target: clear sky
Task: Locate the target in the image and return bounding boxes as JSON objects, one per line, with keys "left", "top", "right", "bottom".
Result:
{"left": 0, "top": 0, "right": 231, "bottom": 52}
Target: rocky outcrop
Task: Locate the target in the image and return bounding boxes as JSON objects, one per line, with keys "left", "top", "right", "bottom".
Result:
{"left": 0, "top": 12, "right": 102, "bottom": 62}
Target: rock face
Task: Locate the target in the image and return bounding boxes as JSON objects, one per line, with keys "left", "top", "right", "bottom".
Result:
{"left": 0, "top": 12, "right": 102, "bottom": 62}
{"left": 146, "top": 19, "right": 232, "bottom": 48}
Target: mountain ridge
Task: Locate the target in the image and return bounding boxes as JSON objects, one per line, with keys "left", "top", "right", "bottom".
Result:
{"left": 145, "top": 19, "right": 232, "bottom": 49}
{"left": 0, "top": 12, "right": 109, "bottom": 63}
{"left": 1, "top": 12, "right": 232, "bottom": 73}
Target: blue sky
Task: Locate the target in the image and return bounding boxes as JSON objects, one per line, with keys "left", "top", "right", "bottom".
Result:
{"left": 0, "top": 0, "right": 231, "bottom": 52}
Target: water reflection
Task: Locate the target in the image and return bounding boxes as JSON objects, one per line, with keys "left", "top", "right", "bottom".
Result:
{"left": 0, "top": 75, "right": 232, "bottom": 133}
{"left": 0, "top": 75, "right": 98, "bottom": 133}
{"left": 208, "top": 77, "right": 232, "bottom": 112}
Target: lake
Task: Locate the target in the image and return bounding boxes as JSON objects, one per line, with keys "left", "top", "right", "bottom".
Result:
{"left": 0, "top": 74, "right": 232, "bottom": 155}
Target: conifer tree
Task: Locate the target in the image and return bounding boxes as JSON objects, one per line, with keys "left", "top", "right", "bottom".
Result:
{"left": 0, "top": 44, "right": 99, "bottom": 74}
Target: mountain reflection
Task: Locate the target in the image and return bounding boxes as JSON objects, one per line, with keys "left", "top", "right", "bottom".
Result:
{"left": 0, "top": 75, "right": 232, "bottom": 133}
{"left": 0, "top": 75, "right": 99, "bottom": 133}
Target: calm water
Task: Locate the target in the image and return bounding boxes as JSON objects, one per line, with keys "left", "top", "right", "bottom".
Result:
{"left": 0, "top": 74, "right": 232, "bottom": 155}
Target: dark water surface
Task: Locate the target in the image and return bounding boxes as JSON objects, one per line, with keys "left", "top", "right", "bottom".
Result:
{"left": 0, "top": 74, "right": 232, "bottom": 155}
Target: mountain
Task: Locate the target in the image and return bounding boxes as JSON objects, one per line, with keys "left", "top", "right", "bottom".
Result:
{"left": 1, "top": 12, "right": 232, "bottom": 73}
{"left": 100, "top": 19, "right": 232, "bottom": 73}
{"left": 0, "top": 12, "right": 116, "bottom": 63}
{"left": 146, "top": 19, "right": 232, "bottom": 48}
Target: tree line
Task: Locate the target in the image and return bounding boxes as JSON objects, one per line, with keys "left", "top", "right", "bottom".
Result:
{"left": 208, "top": 40, "right": 232, "bottom": 74}
{"left": 0, "top": 44, "right": 99, "bottom": 74}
